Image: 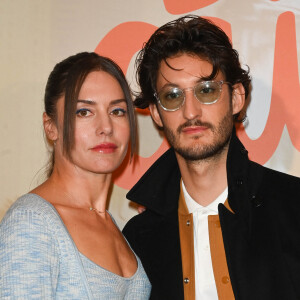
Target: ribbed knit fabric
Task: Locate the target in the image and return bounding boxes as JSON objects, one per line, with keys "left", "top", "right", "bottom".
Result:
{"left": 0, "top": 194, "right": 151, "bottom": 299}
{"left": 80, "top": 253, "right": 151, "bottom": 299}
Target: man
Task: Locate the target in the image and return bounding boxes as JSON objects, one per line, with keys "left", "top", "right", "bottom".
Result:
{"left": 123, "top": 15, "right": 300, "bottom": 300}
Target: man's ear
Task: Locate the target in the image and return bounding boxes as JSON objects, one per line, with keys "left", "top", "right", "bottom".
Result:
{"left": 43, "top": 112, "right": 58, "bottom": 142}
{"left": 231, "top": 83, "right": 245, "bottom": 115}
{"left": 149, "top": 103, "right": 163, "bottom": 128}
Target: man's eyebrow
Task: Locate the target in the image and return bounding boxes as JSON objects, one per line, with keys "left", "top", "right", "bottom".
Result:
{"left": 159, "top": 71, "right": 205, "bottom": 88}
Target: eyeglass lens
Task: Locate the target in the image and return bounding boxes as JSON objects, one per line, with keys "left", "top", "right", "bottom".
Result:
{"left": 158, "top": 81, "right": 222, "bottom": 110}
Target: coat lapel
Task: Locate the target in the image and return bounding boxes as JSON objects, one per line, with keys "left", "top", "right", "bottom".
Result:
{"left": 134, "top": 212, "right": 184, "bottom": 299}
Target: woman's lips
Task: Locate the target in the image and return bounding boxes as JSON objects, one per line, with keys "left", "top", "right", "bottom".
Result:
{"left": 91, "top": 143, "right": 117, "bottom": 153}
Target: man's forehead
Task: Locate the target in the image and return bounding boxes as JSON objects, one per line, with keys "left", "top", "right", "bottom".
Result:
{"left": 160, "top": 54, "right": 212, "bottom": 73}
{"left": 157, "top": 54, "right": 219, "bottom": 85}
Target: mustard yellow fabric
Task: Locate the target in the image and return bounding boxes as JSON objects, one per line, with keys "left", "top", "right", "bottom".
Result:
{"left": 178, "top": 186, "right": 235, "bottom": 300}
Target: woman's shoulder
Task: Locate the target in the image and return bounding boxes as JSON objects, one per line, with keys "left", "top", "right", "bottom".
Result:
{"left": 1, "top": 193, "right": 61, "bottom": 230}
{"left": 6, "top": 193, "right": 55, "bottom": 215}
{"left": 0, "top": 193, "right": 66, "bottom": 256}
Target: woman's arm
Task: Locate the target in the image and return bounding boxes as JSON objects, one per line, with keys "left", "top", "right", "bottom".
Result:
{"left": 0, "top": 207, "right": 59, "bottom": 299}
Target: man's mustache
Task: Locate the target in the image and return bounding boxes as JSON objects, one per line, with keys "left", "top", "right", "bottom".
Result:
{"left": 177, "top": 120, "right": 213, "bottom": 134}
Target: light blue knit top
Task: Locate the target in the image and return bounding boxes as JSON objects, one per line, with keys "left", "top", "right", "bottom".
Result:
{"left": 0, "top": 194, "right": 151, "bottom": 299}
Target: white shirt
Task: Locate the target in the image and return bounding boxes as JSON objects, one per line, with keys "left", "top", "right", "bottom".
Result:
{"left": 182, "top": 181, "right": 228, "bottom": 300}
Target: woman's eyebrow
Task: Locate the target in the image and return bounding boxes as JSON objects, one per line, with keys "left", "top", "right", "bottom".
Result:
{"left": 77, "top": 99, "right": 126, "bottom": 105}
{"left": 110, "top": 99, "right": 127, "bottom": 105}
{"left": 77, "top": 99, "right": 96, "bottom": 105}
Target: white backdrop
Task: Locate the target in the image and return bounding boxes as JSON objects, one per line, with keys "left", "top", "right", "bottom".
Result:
{"left": 0, "top": 0, "right": 299, "bottom": 228}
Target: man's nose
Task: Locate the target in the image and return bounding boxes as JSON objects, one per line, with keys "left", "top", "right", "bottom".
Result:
{"left": 182, "top": 89, "right": 202, "bottom": 120}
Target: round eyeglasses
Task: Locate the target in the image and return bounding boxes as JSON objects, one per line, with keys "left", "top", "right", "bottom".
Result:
{"left": 154, "top": 80, "right": 231, "bottom": 111}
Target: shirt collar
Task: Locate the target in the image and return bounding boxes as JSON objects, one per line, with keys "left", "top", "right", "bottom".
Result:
{"left": 182, "top": 180, "right": 228, "bottom": 215}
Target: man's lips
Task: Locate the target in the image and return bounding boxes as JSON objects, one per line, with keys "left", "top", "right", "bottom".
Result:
{"left": 177, "top": 120, "right": 212, "bottom": 135}
{"left": 181, "top": 126, "right": 208, "bottom": 134}
{"left": 90, "top": 143, "right": 117, "bottom": 153}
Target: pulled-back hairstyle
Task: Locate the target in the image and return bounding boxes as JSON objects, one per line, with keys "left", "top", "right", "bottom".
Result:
{"left": 135, "top": 15, "right": 251, "bottom": 119}
{"left": 44, "top": 52, "right": 136, "bottom": 176}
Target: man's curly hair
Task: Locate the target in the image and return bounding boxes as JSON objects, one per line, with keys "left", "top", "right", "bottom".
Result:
{"left": 135, "top": 15, "right": 251, "bottom": 121}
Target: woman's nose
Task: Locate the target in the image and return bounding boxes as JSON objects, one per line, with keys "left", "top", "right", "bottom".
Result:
{"left": 95, "top": 115, "right": 113, "bottom": 136}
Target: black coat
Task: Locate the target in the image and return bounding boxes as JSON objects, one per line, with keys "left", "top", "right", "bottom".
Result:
{"left": 123, "top": 130, "right": 300, "bottom": 300}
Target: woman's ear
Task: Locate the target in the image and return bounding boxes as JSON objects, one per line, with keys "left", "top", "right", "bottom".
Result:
{"left": 149, "top": 103, "right": 163, "bottom": 128}
{"left": 231, "top": 83, "right": 245, "bottom": 115}
{"left": 43, "top": 112, "right": 58, "bottom": 142}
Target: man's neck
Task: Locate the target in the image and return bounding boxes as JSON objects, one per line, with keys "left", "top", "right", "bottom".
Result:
{"left": 176, "top": 149, "right": 228, "bottom": 207}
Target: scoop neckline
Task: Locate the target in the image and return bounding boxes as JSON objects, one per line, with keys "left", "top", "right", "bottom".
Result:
{"left": 27, "top": 193, "right": 140, "bottom": 280}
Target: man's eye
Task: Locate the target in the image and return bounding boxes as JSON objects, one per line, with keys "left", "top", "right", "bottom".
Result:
{"left": 197, "top": 82, "right": 219, "bottom": 95}
{"left": 163, "top": 89, "right": 182, "bottom": 100}
{"left": 111, "top": 108, "right": 126, "bottom": 116}
{"left": 166, "top": 92, "right": 180, "bottom": 99}
{"left": 200, "top": 87, "right": 215, "bottom": 94}
{"left": 76, "top": 108, "right": 92, "bottom": 117}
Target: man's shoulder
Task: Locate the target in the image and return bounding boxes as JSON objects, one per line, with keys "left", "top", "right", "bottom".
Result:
{"left": 249, "top": 161, "right": 300, "bottom": 210}
{"left": 123, "top": 210, "right": 162, "bottom": 236}
{"left": 123, "top": 208, "right": 180, "bottom": 252}
{"left": 251, "top": 160, "right": 300, "bottom": 186}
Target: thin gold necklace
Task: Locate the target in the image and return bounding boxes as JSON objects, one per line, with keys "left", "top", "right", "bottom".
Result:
{"left": 89, "top": 207, "right": 106, "bottom": 214}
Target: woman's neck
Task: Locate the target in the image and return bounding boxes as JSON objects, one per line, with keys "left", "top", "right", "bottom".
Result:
{"left": 32, "top": 162, "right": 112, "bottom": 213}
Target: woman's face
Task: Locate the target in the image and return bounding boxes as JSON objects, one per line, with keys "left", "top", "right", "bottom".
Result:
{"left": 55, "top": 71, "right": 131, "bottom": 175}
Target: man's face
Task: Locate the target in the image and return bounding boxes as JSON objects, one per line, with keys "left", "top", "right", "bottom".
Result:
{"left": 149, "top": 53, "right": 244, "bottom": 162}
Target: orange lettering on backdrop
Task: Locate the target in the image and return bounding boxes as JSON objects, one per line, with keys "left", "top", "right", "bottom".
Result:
{"left": 163, "top": 0, "right": 218, "bottom": 14}
{"left": 94, "top": 22, "right": 155, "bottom": 74}
{"left": 237, "top": 12, "right": 300, "bottom": 165}
{"left": 95, "top": 18, "right": 231, "bottom": 189}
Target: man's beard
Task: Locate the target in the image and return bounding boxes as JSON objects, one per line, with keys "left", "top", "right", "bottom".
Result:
{"left": 162, "top": 108, "right": 233, "bottom": 162}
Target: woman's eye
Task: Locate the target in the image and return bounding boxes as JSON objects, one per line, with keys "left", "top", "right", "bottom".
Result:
{"left": 111, "top": 108, "right": 126, "bottom": 116}
{"left": 76, "top": 108, "right": 92, "bottom": 117}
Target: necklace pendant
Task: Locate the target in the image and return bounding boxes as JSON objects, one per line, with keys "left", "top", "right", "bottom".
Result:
{"left": 89, "top": 207, "right": 105, "bottom": 214}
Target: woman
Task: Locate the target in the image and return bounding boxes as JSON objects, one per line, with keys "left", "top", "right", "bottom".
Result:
{"left": 0, "top": 52, "right": 151, "bottom": 299}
